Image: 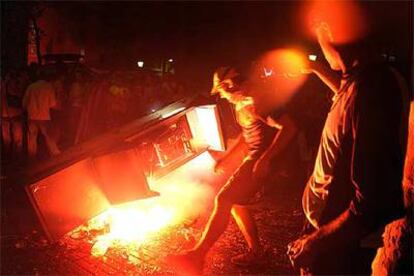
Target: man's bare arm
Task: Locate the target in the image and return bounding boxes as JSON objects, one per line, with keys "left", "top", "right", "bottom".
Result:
{"left": 213, "top": 134, "right": 246, "bottom": 166}
{"left": 252, "top": 114, "right": 298, "bottom": 179}
{"left": 260, "top": 114, "right": 298, "bottom": 161}
{"left": 310, "top": 62, "right": 341, "bottom": 94}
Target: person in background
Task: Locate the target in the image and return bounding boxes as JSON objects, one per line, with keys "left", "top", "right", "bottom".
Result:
{"left": 161, "top": 74, "right": 185, "bottom": 103}
{"left": 23, "top": 71, "right": 61, "bottom": 159}
{"left": 131, "top": 76, "right": 146, "bottom": 117}
{"left": 50, "top": 74, "right": 67, "bottom": 147}
{"left": 1, "top": 70, "right": 24, "bottom": 161}
{"left": 170, "top": 66, "right": 297, "bottom": 272}
{"left": 67, "top": 71, "right": 87, "bottom": 144}
{"left": 107, "top": 75, "right": 130, "bottom": 127}
{"left": 371, "top": 101, "right": 413, "bottom": 276}
{"left": 287, "top": 8, "right": 409, "bottom": 274}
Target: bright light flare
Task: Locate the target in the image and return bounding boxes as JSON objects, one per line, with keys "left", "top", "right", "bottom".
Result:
{"left": 90, "top": 199, "right": 175, "bottom": 256}
{"left": 109, "top": 201, "right": 173, "bottom": 242}
{"left": 308, "top": 54, "right": 317, "bottom": 61}
{"left": 251, "top": 49, "right": 309, "bottom": 111}
{"left": 256, "top": 48, "right": 309, "bottom": 78}
{"left": 301, "top": 0, "right": 368, "bottom": 44}
{"left": 263, "top": 68, "right": 273, "bottom": 77}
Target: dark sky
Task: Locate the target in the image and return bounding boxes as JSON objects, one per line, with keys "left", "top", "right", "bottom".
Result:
{"left": 43, "top": 1, "right": 412, "bottom": 86}
{"left": 47, "top": 1, "right": 412, "bottom": 52}
{"left": 2, "top": 1, "right": 412, "bottom": 89}
{"left": 38, "top": 1, "right": 308, "bottom": 88}
{"left": 46, "top": 2, "right": 303, "bottom": 63}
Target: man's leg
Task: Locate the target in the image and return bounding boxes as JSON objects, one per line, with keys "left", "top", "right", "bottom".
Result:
{"left": 191, "top": 160, "right": 256, "bottom": 258}
{"left": 168, "top": 160, "right": 258, "bottom": 272}
{"left": 166, "top": 192, "right": 234, "bottom": 274}
{"left": 11, "top": 118, "right": 23, "bottom": 158}
{"left": 191, "top": 193, "right": 234, "bottom": 258}
{"left": 38, "top": 121, "right": 61, "bottom": 156}
{"left": 231, "top": 205, "right": 261, "bottom": 252}
{"left": 1, "top": 119, "right": 11, "bottom": 156}
{"left": 27, "top": 120, "right": 39, "bottom": 159}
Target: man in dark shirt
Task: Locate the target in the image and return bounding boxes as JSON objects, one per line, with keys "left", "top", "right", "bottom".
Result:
{"left": 287, "top": 13, "right": 409, "bottom": 275}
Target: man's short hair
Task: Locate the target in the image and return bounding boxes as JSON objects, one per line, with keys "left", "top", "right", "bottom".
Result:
{"left": 211, "top": 66, "right": 245, "bottom": 94}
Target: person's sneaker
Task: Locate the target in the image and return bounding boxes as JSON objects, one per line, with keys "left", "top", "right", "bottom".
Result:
{"left": 166, "top": 250, "right": 204, "bottom": 276}
{"left": 231, "top": 248, "right": 267, "bottom": 266}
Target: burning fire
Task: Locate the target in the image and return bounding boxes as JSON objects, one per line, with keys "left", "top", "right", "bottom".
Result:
{"left": 83, "top": 152, "right": 217, "bottom": 258}
{"left": 251, "top": 48, "right": 309, "bottom": 112}
{"left": 90, "top": 199, "right": 175, "bottom": 257}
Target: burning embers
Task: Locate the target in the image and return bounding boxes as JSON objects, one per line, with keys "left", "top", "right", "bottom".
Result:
{"left": 68, "top": 152, "right": 217, "bottom": 260}
{"left": 88, "top": 199, "right": 175, "bottom": 257}
{"left": 67, "top": 195, "right": 199, "bottom": 265}
{"left": 64, "top": 205, "right": 200, "bottom": 273}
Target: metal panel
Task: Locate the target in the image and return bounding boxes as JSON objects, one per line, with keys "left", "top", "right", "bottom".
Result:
{"left": 186, "top": 104, "right": 225, "bottom": 151}
{"left": 26, "top": 158, "right": 110, "bottom": 242}
{"left": 92, "top": 149, "right": 159, "bottom": 205}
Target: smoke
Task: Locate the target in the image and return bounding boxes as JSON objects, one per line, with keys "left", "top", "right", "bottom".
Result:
{"left": 148, "top": 152, "right": 218, "bottom": 223}
{"left": 249, "top": 48, "right": 309, "bottom": 112}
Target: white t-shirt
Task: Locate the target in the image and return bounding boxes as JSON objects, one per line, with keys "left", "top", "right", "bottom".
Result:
{"left": 23, "top": 80, "right": 57, "bottom": 120}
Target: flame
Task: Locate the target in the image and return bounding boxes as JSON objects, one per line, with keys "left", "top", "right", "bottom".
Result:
{"left": 88, "top": 152, "right": 217, "bottom": 257}
{"left": 251, "top": 48, "right": 308, "bottom": 112}
{"left": 90, "top": 199, "right": 175, "bottom": 256}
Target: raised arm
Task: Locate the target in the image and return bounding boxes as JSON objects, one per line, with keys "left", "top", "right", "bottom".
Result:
{"left": 263, "top": 114, "right": 297, "bottom": 160}
{"left": 309, "top": 61, "right": 341, "bottom": 94}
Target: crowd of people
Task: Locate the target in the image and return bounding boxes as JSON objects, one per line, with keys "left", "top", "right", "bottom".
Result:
{"left": 1, "top": 64, "right": 187, "bottom": 163}
{"left": 1, "top": 2, "right": 412, "bottom": 275}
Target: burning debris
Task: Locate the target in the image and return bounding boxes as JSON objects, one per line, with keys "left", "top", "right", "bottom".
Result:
{"left": 68, "top": 198, "right": 194, "bottom": 258}
{"left": 65, "top": 201, "right": 202, "bottom": 272}
{"left": 62, "top": 152, "right": 218, "bottom": 269}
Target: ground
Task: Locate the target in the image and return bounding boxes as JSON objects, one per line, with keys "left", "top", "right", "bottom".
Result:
{"left": 1, "top": 159, "right": 305, "bottom": 275}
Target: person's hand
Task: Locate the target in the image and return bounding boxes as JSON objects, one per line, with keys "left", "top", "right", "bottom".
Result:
{"left": 214, "top": 80, "right": 233, "bottom": 95}
{"left": 253, "top": 157, "right": 270, "bottom": 180}
{"left": 299, "top": 59, "right": 325, "bottom": 75}
{"left": 287, "top": 234, "right": 318, "bottom": 270}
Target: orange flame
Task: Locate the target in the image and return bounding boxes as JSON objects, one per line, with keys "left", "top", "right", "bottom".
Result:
{"left": 251, "top": 48, "right": 308, "bottom": 111}
{"left": 88, "top": 152, "right": 217, "bottom": 257}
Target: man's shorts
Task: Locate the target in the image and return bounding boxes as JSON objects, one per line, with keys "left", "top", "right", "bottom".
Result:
{"left": 217, "top": 158, "right": 263, "bottom": 205}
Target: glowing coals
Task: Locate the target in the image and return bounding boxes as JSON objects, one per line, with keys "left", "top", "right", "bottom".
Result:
{"left": 89, "top": 152, "right": 216, "bottom": 257}
{"left": 91, "top": 200, "right": 175, "bottom": 256}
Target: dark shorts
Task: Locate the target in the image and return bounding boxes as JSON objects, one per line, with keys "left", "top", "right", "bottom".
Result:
{"left": 217, "top": 158, "right": 263, "bottom": 205}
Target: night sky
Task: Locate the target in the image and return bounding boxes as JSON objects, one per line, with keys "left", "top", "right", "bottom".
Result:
{"left": 2, "top": 1, "right": 413, "bottom": 90}
{"left": 49, "top": 1, "right": 412, "bottom": 85}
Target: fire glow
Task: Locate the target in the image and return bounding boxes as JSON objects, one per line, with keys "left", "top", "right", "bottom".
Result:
{"left": 89, "top": 199, "right": 175, "bottom": 257}
{"left": 251, "top": 48, "right": 309, "bottom": 111}
{"left": 81, "top": 152, "right": 217, "bottom": 258}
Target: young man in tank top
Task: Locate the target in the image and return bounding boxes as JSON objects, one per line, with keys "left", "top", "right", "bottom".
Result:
{"left": 169, "top": 66, "right": 297, "bottom": 273}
